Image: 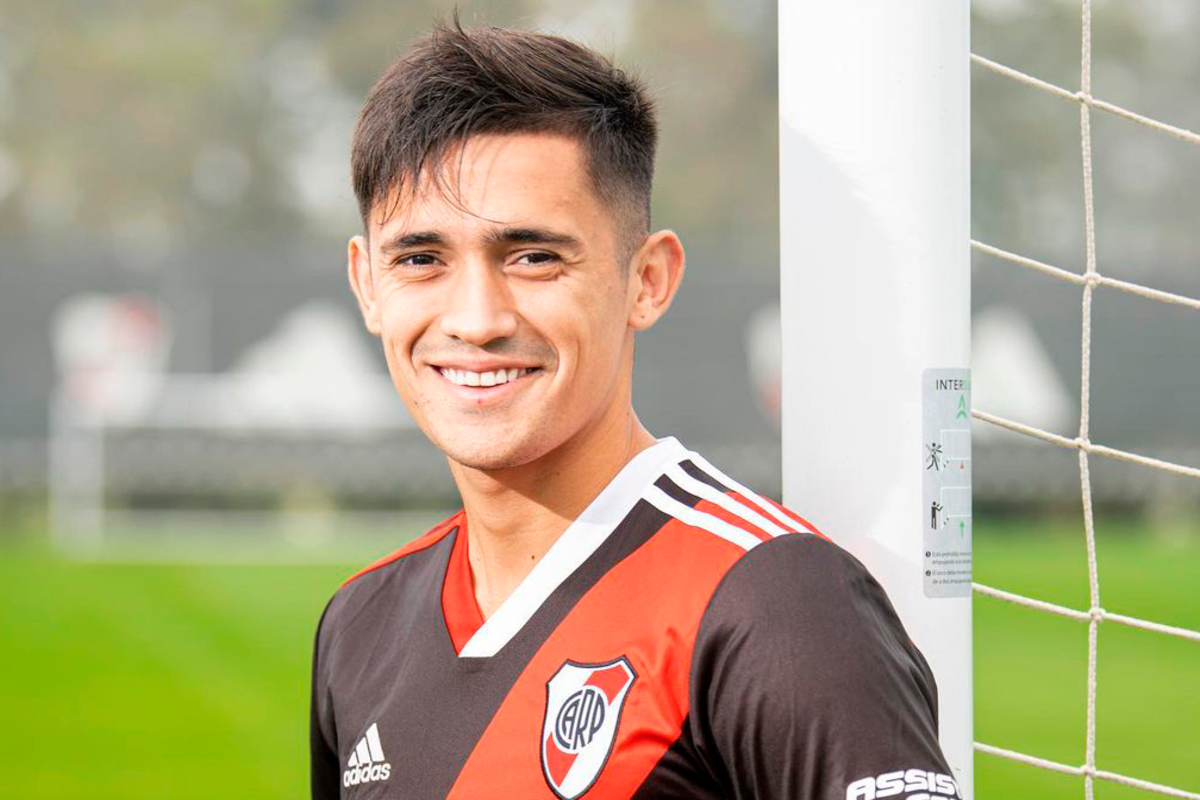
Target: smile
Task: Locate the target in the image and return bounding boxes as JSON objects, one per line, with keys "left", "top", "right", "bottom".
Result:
{"left": 437, "top": 366, "right": 538, "bottom": 387}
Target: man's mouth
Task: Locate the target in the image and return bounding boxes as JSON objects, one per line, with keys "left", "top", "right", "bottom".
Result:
{"left": 436, "top": 366, "right": 540, "bottom": 388}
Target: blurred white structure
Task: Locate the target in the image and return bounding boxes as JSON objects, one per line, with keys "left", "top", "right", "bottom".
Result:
{"left": 48, "top": 297, "right": 414, "bottom": 551}
{"left": 743, "top": 303, "right": 781, "bottom": 427}
{"left": 971, "top": 305, "right": 1073, "bottom": 441}
{"left": 52, "top": 293, "right": 173, "bottom": 426}
{"left": 207, "top": 300, "right": 406, "bottom": 431}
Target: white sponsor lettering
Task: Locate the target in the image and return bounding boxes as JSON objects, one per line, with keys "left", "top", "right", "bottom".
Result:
{"left": 903, "top": 769, "right": 928, "bottom": 792}
{"left": 847, "top": 777, "right": 877, "bottom": 800}
{"left": 845, "top": 769, "right": 961, "bottom": 800}
{"left": 935, "top": 775, "right": 959, "bottom": 795}
{"left": 877, "top": 770, "right": 906, "bottom": 797}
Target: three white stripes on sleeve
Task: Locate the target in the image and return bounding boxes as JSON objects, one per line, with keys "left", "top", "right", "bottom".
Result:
{"left": 641, "top": 452, "right": 805, "bottom": 551}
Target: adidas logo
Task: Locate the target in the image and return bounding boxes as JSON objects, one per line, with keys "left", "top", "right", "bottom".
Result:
{"left": 342, "top": 722, "right": 392, "bottom": 788}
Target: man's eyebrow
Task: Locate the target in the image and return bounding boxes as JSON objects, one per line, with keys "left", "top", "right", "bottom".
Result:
{"left": 379, "top": 226, "right": 584, "bottom": 255}
{"left": 379, "top": 230, "right": 446, "bottom": 254}
{"left": 483, "top": 226, "right": 584, "bottom": 250}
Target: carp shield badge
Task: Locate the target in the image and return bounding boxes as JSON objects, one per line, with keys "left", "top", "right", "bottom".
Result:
{"left": 541, "top": 656, "right": 637, "bottom": 799}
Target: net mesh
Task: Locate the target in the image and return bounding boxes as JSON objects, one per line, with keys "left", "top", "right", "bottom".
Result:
{"left": 971, "top": 2, "right": 1200, "bottom": 798}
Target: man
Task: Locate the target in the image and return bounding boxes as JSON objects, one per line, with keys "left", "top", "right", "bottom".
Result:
{"left": 311, "top": 16, "right": 961, "bottom": 800}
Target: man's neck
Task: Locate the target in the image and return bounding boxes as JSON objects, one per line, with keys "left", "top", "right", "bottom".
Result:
{"left": 448, "top": 407, "right": 657, "bottom": 621}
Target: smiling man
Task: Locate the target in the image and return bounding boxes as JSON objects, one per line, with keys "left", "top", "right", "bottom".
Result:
{"left": 310, "top": 16, "right": 959, "bottom": 800}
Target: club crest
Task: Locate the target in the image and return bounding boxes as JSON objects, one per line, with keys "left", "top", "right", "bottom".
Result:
{"left": 541, "top": 656, "right": 637, "bottom": 799}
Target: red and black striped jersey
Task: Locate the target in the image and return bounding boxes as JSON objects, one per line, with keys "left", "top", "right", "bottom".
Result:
{"left": 310, "top": 437, "right": 960, "bottom": 799}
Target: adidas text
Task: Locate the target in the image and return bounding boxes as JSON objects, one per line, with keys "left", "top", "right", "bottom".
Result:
{"left": 344, "top": 762, "right": 391, "bottom": 787}
{"left": 343, "top": 722, "right": 393, "bottom": 788}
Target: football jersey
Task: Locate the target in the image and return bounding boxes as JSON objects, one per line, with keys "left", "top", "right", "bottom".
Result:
{"left": 310, "top": 436, "right": 961, "bottom": 799}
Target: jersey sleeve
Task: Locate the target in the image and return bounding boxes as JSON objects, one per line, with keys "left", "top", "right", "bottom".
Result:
{"left": 687, "top": 533, "right": 962, "bottom": 800}
{"left": 310, "top": 596, "right": 341, "bottom": 800}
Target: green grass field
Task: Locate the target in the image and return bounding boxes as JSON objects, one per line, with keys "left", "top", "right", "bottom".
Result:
{"left": 1, "top": 514, "right": 1196, "bottom": 799}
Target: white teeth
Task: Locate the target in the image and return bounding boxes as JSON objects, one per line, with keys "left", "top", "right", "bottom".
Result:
{"left": 440, "top": 367, "right": 534, "bottom": 387}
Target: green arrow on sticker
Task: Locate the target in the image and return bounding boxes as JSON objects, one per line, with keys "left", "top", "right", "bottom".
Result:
{"left": 956, "top": 394, "right": 968, "bottom": 419}
{"left": 959, "top": 520, "right": 966, "bottom": 537}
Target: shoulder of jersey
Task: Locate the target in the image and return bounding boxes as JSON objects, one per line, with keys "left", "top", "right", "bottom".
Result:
{"left": 649, "top": 463, "right": 910, "bottom": 653}
{"left": 644, "top": 453, "right": 829, "bottom": 555}
{"left": 340, "top": 509, "right": 464, "bottom": 589}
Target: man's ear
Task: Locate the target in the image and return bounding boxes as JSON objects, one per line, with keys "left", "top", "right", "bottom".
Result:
{"left": 347, "top": 234, "right": 381, "bottom": 336}
{"left": 627, "top": 230, "right": 686, "bottom": 331}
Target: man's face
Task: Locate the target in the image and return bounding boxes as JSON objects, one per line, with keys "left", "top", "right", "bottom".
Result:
{"left": 350, "top": 133, "right": 639, "bottom": 471}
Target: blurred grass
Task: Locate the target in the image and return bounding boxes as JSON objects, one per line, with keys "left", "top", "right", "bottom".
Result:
{"left": 0, "top": 515, "right": 1197, "bottom": 798}
{"left": 974, "top": 516, "right": 1200, "bottom": 799}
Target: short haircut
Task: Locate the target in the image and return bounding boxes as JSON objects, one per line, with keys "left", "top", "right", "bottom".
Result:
{"left": 350, "top": 12, "right": 659, "bottom": 269}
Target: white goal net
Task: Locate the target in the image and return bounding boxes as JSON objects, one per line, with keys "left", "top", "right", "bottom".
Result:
{"left": 970, "top": 2, "right": 1200, "bottom": 798}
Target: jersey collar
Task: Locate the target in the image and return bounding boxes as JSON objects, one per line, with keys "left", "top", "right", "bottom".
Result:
{"left": 453, "top": 436, "right": 688, "bottom": 659}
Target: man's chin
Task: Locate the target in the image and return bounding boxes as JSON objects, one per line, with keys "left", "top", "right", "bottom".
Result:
{"left": 437, "top": 434, "right": 546, "bottom": 473}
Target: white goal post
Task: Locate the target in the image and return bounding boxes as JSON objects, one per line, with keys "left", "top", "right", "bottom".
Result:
{"left": 778, "top": 2, "right": 974, "bottom": 798}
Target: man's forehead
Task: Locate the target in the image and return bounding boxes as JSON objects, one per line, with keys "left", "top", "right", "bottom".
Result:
{"left": 368, "top": 133, "right": 605, "bottom": 241}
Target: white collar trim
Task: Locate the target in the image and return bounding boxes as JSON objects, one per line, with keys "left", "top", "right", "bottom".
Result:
{"left": 457, "top": 436, "right": 687, "bottom": 658}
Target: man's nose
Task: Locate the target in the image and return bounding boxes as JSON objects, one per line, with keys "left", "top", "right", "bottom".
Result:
{"left": 438, "top": 260, "right": 520, "bottom": 345}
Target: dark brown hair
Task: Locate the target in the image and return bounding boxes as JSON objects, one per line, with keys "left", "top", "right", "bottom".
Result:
{"left": 350, "top": 11, "right": 658, "bottom": 265}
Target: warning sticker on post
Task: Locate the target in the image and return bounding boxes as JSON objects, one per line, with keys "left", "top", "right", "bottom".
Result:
{"left": 922, "top": 368, "right": 972, "bottom": 598}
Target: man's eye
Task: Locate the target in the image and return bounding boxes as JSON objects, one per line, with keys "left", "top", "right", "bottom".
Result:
{"left": 394, "top": 253, "right": 439, "bottom": 268}
{"left": 515, "top": 252, "right": 559, "bottom": 266}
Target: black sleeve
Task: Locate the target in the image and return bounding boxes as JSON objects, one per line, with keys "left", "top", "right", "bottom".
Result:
{"left": 310, "top": 596, "right": 341, "bottom": 800}
{"left": 687, "top": 533, "right": 962, "bottom": 800}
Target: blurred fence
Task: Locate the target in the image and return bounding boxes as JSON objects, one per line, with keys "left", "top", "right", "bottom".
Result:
{"left": 4, "top": 430, "right": 1197, "bottom": 522}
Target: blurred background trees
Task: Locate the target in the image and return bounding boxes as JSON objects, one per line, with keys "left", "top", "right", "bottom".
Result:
{"left": 0, "top": 0, "right": 1197, "bottom": 515}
